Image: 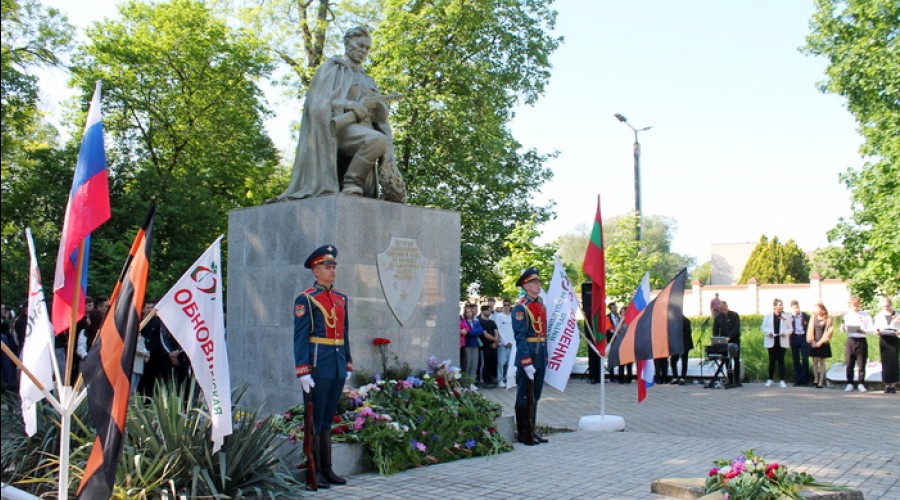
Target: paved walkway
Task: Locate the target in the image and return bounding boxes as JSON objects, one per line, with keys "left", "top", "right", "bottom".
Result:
{"left": 311, "top": 378, "right": 899, "bottom": 499}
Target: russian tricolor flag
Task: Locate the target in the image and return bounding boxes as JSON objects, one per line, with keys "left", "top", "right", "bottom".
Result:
{"left": 623, "top": 272, "right": 650, "bottom": 324}
{"left": 52, "top": 81, "right": 111, "bottom": 334}
{"left": 636, "top": 359, "right": 655, "bottom": 402}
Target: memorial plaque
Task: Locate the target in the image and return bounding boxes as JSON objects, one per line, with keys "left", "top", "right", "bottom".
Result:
{"left": 376, "top": 237, "right": 427, "bottom": 325}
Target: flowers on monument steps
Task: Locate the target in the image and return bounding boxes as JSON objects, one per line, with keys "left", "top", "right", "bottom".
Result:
{"left": 372, "top": 337, "right": 391, "bottom": 345}
{"left": 703, "top": 449, "right": 847, "bottom": 500}
{"left": 269, "top": 355, "right": 511, "bottom": 475}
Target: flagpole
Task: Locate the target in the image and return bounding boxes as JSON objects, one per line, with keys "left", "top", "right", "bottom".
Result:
{"left": 0, "top": 342, "right": 62, "bottom": 411}
{"left": 576, "top": 303, "right": 610, "bottom": 416}
{"left": 56, "top": 241, "right": 88, "bottom": 500}
{"left": 575, "top": 304, "right": 623, "bottom": 431}
{"left": 64, "top": 242, "right": 87, "bottom": 388}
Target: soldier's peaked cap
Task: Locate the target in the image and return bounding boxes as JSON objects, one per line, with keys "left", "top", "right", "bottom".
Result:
{"left": 516, "top": 267, "right": 541, "bottom": 287}
{"left": 304, "top": 244, "right": 338, "bottom": 269}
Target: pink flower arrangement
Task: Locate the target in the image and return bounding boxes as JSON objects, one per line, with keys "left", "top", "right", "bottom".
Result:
{"left": 703, "top": 449, "right": 839, "bottom": 500}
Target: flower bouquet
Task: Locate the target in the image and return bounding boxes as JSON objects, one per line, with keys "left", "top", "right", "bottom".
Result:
{"left": 703, "top": 449, "right": 847, "bottom": 500}
{"left": 269, "top": 355, "right": 511, "bottom": 475}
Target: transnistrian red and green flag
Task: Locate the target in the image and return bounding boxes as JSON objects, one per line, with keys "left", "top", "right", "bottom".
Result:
{"left": 582, "top": 195, "right": 608, "bottom": 355}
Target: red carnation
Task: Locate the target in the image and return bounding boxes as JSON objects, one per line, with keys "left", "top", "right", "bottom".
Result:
{"left": 333, "top": 415, "right": 342, "bottom": 423}
{"left": 373, "top": 337, "right": 391, "bottom": 345}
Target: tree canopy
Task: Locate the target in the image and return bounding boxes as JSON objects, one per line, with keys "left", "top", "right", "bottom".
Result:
{"left": 0, "top": 0, "right": 75, "bottom": 304}
{"left": 67, "top": 0, "right": 280, "bottom": 297}
{"left": 803, "top": 0, "right": 899, "bottom": 300}
{"left": 1, "top": 0, "right": 562, "bottom": 303}
{"left": 554, "top": 213, "right": 694, "bottom": 303}
{"left": 739, "top": 235, "right": 810, "bottom": 285}
{"left": 495, "top": 217, "right": 556, "bottom": 300}
{"left": 243, "top": 0, "right": 561, "bottom": 296}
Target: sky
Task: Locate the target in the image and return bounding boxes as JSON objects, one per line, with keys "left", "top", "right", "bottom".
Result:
{"left": 38, "top": 0, "right": 864, "bottom": 265}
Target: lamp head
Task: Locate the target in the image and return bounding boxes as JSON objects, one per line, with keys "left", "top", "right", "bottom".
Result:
{"left": 614, "top": 113, "right": 627, "bottom": 123}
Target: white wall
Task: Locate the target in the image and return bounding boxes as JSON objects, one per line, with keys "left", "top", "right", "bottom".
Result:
{"left": 682, "top": 277, "right": 851, "bottom": 316}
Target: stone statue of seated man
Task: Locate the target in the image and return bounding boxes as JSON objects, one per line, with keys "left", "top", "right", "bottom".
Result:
{"left": 273, "top": 26, "right": 406, "bottom": 203}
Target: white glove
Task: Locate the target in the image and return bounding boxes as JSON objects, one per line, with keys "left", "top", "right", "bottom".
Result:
{"left": 524, "top": 364, "right": 536, "bottom": 380}
{"left": 346, "top": 371, "right": 353, "bottom": 381}
{"left": 300, "top": 374, "right": 315, "bottom": 393}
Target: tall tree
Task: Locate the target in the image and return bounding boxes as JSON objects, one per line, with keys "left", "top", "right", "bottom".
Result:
{"left": 69, "top": 0, "right": 280, "bottom": 297}
{"left": 554, "top": 213, "right": 693, "bottom": 296}
{"left": 603, "top": 213, "right": 658, "bottom": 304}
{"left": 739, "top": 235, "right": 810, "bottom": 284}
{"left": 0, "top": 0, "right": 75, "bottom": 304}
{"left": 371, "top": 0, "right": 559, "bottom": 294}
{"left": 495, "top": 217, "right": 556, "bottom": 300}
{"left": 232, "top": 0, "right": 379, "bottom": 89}
{"left": 803, "top": 0, "right": 900, "bottom": 300}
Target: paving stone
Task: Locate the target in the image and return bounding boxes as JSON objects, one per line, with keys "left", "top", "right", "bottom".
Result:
{"left": 308, "top": 380, "right": 898, "bottom": 498}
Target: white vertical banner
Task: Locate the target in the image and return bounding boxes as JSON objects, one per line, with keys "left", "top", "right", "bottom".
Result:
{"left": 155, "top": 236, "right": 232, "bottom": 452}
{"left": 543, "top": 257, "right": 581, "bottom": 392}
{"left": 20, "top": 228, "right": 58, "bottom": 435}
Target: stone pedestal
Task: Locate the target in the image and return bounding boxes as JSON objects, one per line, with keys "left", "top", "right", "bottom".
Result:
{"left": 227, "top": 195, "right": 461, "bottom": 415}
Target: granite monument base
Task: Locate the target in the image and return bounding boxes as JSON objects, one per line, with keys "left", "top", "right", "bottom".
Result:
{"left": 227, "top": 195, "right": 461, "bottom": 415}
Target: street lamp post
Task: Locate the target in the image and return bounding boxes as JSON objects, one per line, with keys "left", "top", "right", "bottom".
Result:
{"left": 614, "top": 113, "right": 652, "bottom": 242}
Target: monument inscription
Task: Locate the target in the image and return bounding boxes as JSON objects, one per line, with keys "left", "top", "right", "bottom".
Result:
{"left": 376, "top": 237, "right": 427, "bottom": 325}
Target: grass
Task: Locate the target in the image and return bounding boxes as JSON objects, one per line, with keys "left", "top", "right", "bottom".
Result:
{"left": 578, "top": 316, "right": 884, "bottom": 383}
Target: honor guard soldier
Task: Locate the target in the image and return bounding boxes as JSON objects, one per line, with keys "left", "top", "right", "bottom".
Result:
{"left": 294, "top": 244, "right": 353, "bottom": 488}
{"left": 512, "top": 267, "right": 549, "bottom": 446}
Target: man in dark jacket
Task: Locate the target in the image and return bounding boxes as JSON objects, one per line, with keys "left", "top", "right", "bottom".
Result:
{"left": 713, "top": 301, "right": 741, "bottom": 387}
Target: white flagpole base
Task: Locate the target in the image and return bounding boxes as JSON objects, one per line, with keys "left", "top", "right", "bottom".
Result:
{"left": 578, "top": 414, "right": 625, "bottom": 432}
{"left": 1, "top": 483, "right": 40, "bottom": 499}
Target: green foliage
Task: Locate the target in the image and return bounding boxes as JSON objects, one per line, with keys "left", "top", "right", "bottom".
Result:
{"left": 0, "top": 0, "right": 74, "bottom": 162}
{"left": 0, "top": 391, "right": 93, "bottom": 496}
{"left": 0, "top": 0, "right": 75, "bottom": 304}
{"left": 368, "top": 0, "right": 560, "bottom": 296}
{"left": 121, "top": 382, "right": 300, "bottom": 497}
{"left": 802, "top": 0, "right": 900, "bottom": 301}
{"left": 67, "top": 0, "right": 281, "bottom": 298}
{"left": 692, "top": 261, "right": 712, "bottom": 285}
{"left": 232, "top": 0, "right": 379, "bottom": 89}
{"left": 496, "top": 217, "right": 556, "bottom": 299}
{"left": 554, "top": 213, "right": 693, "bottom": 303}
{"left": 1, "top": 381, "right": 301, "bottom": 497}
{"left": 704, "top": 449, "right": 844, "bottom": 499}
{"left": 604, "top": 213, "right": 658, "bottom": 304}
{"left": 739, "top": 235, "right": 810, "bottom": 285}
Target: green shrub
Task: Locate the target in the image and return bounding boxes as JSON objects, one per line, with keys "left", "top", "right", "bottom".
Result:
{"left": 1, "top": 381, "right": 303, "bottom": 497}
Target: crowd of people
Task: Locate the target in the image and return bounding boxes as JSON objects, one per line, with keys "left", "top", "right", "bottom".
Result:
{"left": 710, "top": 295, "right": 898, "bottom": 393}
{"left": 458, "top": 299, "right": 516, "bottom": 388}
{"left": 450, "top": 293, "right": 900, "bottom": 396}
{"left": 0, "top": 295, "right": 194, "bottom": 396}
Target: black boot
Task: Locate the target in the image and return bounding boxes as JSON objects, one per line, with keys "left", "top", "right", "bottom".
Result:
{"left": 320, "top": 429, "right": 347, "bottom": 485}
{"left": 532, "top": 402, "right": 548, "bottom": 443}
{"left": 308, "top": 433, "right": 330, "bottom": 489}
{"left": 515, "top": 406, "right": 535, "bottom": 446}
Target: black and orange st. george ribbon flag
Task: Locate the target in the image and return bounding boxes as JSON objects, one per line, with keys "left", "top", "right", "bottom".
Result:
{"left": 77, "top": 204, "right": 155, "bottom": 499}
{"left": 582, "top": 195, "right": 608, "bottom": 355}
{"left": 607, "top": 268, "right": 687, "bottom": 368}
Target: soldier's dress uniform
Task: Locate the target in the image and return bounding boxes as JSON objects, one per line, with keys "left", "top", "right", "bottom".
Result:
{"left": 293, "top": 245, "right": 353, "bottom": 487}
{"left": 512, "top": 267, "right": 549, "bottom": 445}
